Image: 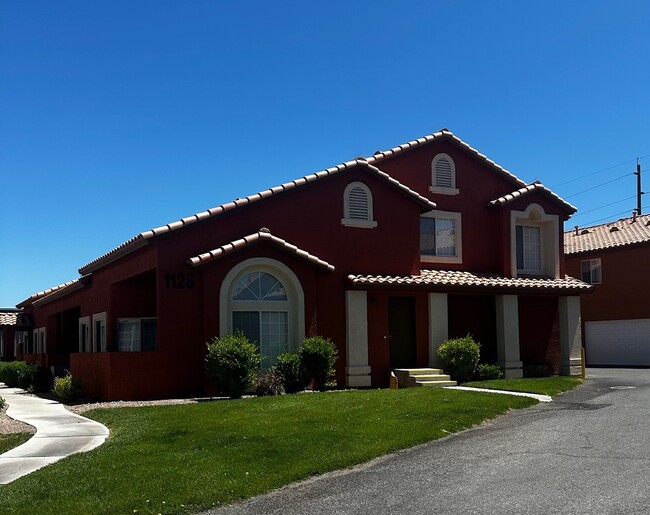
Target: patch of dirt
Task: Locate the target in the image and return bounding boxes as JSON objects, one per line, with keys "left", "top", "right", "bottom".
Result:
{"left": 0, "top": 404, "right": 36, "bottom": 435}
{"left": 65, "top": 398, "right": 201, "bottom": 414}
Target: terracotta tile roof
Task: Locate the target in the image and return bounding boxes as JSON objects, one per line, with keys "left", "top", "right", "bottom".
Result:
{"left": 16, "top": 279, "right": 85, "bottom": 309}
{"left": 79, "top": 160, "right": 435, "bottom": 275}
{"left": 348, "top": 269, "right": 592, "bottom": 294}
{"left": 366, "top": 128, "right": 528, "bottom": 188}
{"left": 488, "top": 182, "right": 576, "bottom": 213}
{"left": 0, "top": 310, "right": 31, "bottom": 327}
{"left": 564, "top": 213, "right": 650, "bottom": 255}
{"left": 187, "top": 228, "right": 335, "bottom": 271}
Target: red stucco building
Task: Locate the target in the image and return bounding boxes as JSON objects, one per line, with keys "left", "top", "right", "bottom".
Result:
{"left": 565, "top": 213, "right": 650, "bottom": 366}
{"left": 14, "top": 129, "right": 590, "bottom": 400}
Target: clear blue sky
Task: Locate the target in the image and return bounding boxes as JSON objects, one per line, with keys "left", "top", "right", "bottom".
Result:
{"left": 1, "top": 1, "right": 649, "bottom": 307}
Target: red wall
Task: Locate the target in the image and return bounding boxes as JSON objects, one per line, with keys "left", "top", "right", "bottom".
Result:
{"left": 566, "top": 244, "right": 650, "bottom": 323}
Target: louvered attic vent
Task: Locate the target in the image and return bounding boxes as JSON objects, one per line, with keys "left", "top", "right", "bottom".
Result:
{"left": 348, "top": 186, "right": 369, "bottom": 220}
{"left": 435, "top": 157, "right": 454, "bottom": 188}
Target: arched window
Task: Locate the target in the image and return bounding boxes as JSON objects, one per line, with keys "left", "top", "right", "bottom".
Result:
{"left": 220, "top": 258, "right": 305, "bottom": 368}
{"left": 430, "top": 153, "right": 459, "bottom": 194}
{"left": 341, "top": 182, "right": 377, "bottom": 228}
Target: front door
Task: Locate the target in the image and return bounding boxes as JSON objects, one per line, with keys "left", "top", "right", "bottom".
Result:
{"left": 388, "top": 296, "right": 416, "bottom": 368}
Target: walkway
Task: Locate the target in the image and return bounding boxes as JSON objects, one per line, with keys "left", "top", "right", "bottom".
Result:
{"left": 0, "top": 385, "right": 109, "bottom": 484}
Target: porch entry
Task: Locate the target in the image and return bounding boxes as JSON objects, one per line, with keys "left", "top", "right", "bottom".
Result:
{"left": 388, "top": 296, "right": 416, "bottom": 368}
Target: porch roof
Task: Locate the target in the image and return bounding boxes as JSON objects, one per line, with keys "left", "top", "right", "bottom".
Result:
{"left": 0, "top": 309, "right": 31, "bottom": 327}
{"left": 347, "top": 270, "right": 593, "bottom": 294}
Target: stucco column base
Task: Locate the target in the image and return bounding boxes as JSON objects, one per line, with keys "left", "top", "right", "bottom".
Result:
{"left": 498, "top": 360, "right": 524, "bottom": 379}
{"left": 561, "top": 357, "right": 582, "bottom": 376}
{"left": 346, "top": 366, "right": 371, "bottom": 388}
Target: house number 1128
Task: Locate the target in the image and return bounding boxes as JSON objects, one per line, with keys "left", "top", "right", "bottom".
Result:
{"left": 164, "top": 272, "right": 194, "bottom": 289}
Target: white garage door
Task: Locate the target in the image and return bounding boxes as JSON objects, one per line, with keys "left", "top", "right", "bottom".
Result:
{"left": 585, "top": 319, "right": 650, "bottom": 366}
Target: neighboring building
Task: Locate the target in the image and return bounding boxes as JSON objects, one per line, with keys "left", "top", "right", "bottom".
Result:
{"left": 16, "top": 129, "right": 590, "bottom": 400}
{"left": 0, "top": 309, "right": 31, "bottom": 361}
{"left": 565, "top": 213, "right": 650, "bottom": 366}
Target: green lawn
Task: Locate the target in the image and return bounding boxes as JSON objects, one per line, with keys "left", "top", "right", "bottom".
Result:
{"left": 0, "top": 388, "right": 535, "bottom": 515}
{"left": 0, "top": 433, "right": 32, "bottom": 455}
{"left": 464, "top": 376, "right": 583, "bottom": 396}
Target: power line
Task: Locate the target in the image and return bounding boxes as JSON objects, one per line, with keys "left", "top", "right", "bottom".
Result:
{"left": 571, "top": 195, "right": 637, "bottom": 216}
{"left": 564, "top": 173, "right": 634, "bottom": 199}
{"left": 578, "top": 205, "right": 650, "bottom": 227}
{"left": 551, "top": 153, "right": 650, "bottom": 188}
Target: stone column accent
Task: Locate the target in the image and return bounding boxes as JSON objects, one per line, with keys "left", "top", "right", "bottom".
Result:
{"left": 496, "top": 295, "right": 523, "bottom": 378}
{"left": 428, "top": 293, "right": 448, "bottom": 368}
{"left": 345, "top": 290, "right": 371, "bottom": 387}
{"left": 559, "top": 296, "right": 582, "bottom": 376}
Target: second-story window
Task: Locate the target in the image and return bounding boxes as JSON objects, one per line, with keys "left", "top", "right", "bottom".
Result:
{"left": 581, "top": 258, "right": 602, "bottom": 284}
{"left": 515, "top": 225, "right": 542, "bottom": 274}
{"left": 420, "top": 210, "right": 462, "bottom": 263}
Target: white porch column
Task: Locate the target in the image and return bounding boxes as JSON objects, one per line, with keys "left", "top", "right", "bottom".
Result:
{"left": 428, "top": 293, "right": 448, "bottom": 368}
{"left": 496, "top": 295, "right": 523, "bottom": 378}
{"left": 345, "top": 290, "right": 371, "bottom": 387}
{"left": 559, "top": 296, "right": 582, "bottom": 376}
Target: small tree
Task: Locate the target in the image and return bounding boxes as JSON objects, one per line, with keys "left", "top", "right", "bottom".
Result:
{"left": 275, "top": 352, "right": 308, "bottom": 394}
{"left": 437, "top": 335, "right": 480, "bottom": 384}
{"left": 205, "top": 333, "right": 261, "bottom": 398}
{"left": 299, "top": 336, "right": 337, "bottom": 391}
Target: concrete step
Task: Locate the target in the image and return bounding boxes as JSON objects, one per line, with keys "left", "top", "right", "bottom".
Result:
{"left": 416, "top": 380, "right": 457, "bottom": 388}
{"left": 394, "top": 368, "right": 443, "bottom": 375}
{"left": 411, "top": 374, "right": 452, "bottom": 381}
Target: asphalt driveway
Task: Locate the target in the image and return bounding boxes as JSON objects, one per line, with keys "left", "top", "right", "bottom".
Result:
{"left": 208, "top": 369, "right": 650, "bottom": 515}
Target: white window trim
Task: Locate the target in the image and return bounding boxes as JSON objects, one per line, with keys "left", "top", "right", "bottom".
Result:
{"left": 79, "top": 316, "right": 90, "bottom": 353}
{"left": 510, "top": 203, "right": 559, "bottom": 278}
{"left": 33, "top": 327, "right": 46, "bottom": 354}
{"left": 219, "top": 258, "right": 305, "bottom": 355}
{"left": 92, "top": 312, "right": 107, "bottom": 352}
{"left": 341, "top": 181, "right": 378, "bottom": 228}
{"left": 581, "top": 258, "right": 602, "bottom": 285}
{"left": 430, "top": 153, "right": 459, "bottom": 195}
{"left": 420, "top": 210, "right": 463, "bottom": 264}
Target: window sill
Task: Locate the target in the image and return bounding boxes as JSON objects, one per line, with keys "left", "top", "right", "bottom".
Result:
{"left": 429, "top": 186, "right": 460, "bottom": 195}
{"left": 341, "top": 218, "right": 378, "bottom": 229}
{"left": 421, "top": 254, "right": 462, "bottom": 264}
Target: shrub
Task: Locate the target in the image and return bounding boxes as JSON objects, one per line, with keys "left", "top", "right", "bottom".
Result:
{"left": 477, "top": 363, "right": 504, "bottom": 381}
{"left": 205, "top": 333, "right": 261, "bottom": 398}
{"left": 523, "top": 362, "right": 553, "bottom": 378}
{"left": 0, "top": 396, "right": 5, "bottom": 410}
{"left": 0, "top": 361, "right": 50, "bottom": 391}
{"left": 437, "top": 335, "right": 481, "bottom": 384}
{"left": 275, "top": 352, "right": 307, "bottom": 393}
{"left": 299, "top": 336, "right": 337, "bottom": 391}
{"left": 54, "top": 373, "right": 82, "bottom": 401}
{"left": 255, "top": 369, "right": 285, "bottom": 397}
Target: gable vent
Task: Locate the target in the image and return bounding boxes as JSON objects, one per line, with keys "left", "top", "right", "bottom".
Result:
{"left": 435, "top": 157, "right": 453, "bottom": 188}
{"left": 348, "top": 186, "right": 369, "bottom": 220}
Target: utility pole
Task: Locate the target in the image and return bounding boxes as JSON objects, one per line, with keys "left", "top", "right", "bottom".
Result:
{"left": 635, "top": 158, "right": 643, "bottom": 215}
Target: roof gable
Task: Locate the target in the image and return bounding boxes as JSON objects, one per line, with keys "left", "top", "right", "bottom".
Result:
{"left": 187, "top": 228, "right": 335, "bottom": 271}
{"left": 79, "top": 160, "right": 435, "bottom": 274}
{"left": 488, "top": 182, "right": 576, "bottom": 214}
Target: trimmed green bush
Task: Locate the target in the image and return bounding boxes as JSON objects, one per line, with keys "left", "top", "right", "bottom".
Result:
{"left": 0, "top": 361, "right": 51, "bottom": 391}
{"left": 0, "top": 396, "right": 5, "bottom": 410}
{"left": 54, "top": 373, "right": 82, "bottom": 401}
{"left": 205, "top": 333, "right": 261, "bottom": 398}
{"left": 477, "top": 363, "right": 503, "bottom": 381}
{"left": 255, "top": 369, "right": 285, "bottom": 397}
{"left": 299, "top": 336, "right": 337, "bottom": 391}
{"left": 275, "top": 352, "right": 307, "bottom": 393}
{"left": 437, "top": 335, "right": 481, "bottom": 384}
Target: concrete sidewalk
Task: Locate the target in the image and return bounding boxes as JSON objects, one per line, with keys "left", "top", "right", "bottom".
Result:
{"left": 0, "top": 385, "right": 109, "bottom": 484}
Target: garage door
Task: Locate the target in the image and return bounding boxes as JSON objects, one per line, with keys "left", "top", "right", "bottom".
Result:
{"left": 585, "top": 319, "right": 650, "bottom": 366}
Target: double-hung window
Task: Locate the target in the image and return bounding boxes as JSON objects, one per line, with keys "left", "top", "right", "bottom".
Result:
{"left": 420, "top": 210, "right": 462, "bottom": 263}
{"left": 117, "top": 318, "right": 157, "bottom": 351}
{"left": 515, "top": 225, "right": 542, "bottom": 274}
{"left": 581, "top": 258, "right": 602, "bottom": 284}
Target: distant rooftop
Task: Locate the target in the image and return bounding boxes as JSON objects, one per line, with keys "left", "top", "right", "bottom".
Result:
{"left": 564, "top": 213, "right": 650, "bottom": 255}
